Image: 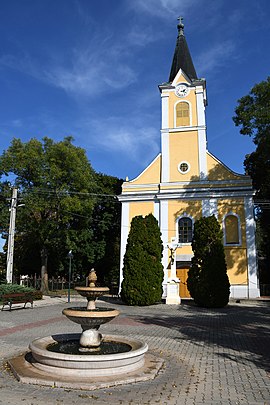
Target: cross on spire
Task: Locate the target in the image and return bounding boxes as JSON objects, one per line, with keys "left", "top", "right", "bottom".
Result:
{"left": 177, "top": 16, "right": 184, "bottom": 36}
{"left": 177, "top": 16, "right": 184, "bottom": 25}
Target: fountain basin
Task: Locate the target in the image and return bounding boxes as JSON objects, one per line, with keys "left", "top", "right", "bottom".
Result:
{"left": 8, "top": 269, "right": 164, "bottom": 390}
{"left": 75, "top": 286, "right": 109, "bottom": 299}
{"left": 29, "top": 333, "right": 148, "bottom": 377}
{"left": 62, "top": 307, "right": 119, "bottom": 328}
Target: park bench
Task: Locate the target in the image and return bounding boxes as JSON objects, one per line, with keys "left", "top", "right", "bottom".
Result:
{"left": 1, "top": 292, "right": 33, "bottom": 311}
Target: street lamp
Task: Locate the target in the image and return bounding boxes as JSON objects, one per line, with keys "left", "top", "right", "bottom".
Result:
{"left": 6, "top": 188, "right": 25, "bottom": 283}
{"left": 67, "top": 250, "right": 73, "bottom": 303}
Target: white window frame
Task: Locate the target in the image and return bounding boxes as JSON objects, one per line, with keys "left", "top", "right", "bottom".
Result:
{"left": 178, "top": 161, "right": 190, "bottom": 174}
{"left": 223, "top": 212, "right": 242, "bottom": 246}
{"left": 174, "top": 100, "right": 192, "bottom": 128}
{"left": 176, "top": 213, "right": 194, "bottom": 245}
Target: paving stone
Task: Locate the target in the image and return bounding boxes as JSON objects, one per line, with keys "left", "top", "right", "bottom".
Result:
{"left": 0, "top": 297, "right": 269, "bottom": 404}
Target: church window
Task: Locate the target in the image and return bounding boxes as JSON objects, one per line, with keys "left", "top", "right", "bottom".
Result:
{"left": 224, "top": 214, "right": 240, "bottom": 245}
{"left": 178, "top": 161, "right": 190, "bottom": 174}
{"left": 176, "top": 102, "right": 190, "bottom": 126}
{"left": 178, "top": 217, "right": 193, "bottom": 243}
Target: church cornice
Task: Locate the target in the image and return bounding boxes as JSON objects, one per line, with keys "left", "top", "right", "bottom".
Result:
{"left": 160, "top": 125, "right": 206, "bottom": 133}
{"left": 159, "top": 78, "right": 206, "bottom": 93}
{"left": 118, "top": 188, "right": 254, "bottom": 203}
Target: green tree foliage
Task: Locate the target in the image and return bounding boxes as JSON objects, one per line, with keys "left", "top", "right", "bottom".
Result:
{"left": 233, "top": 77, "right": 270, "bottom": 283}
{"left": 0, "top": 137, "right": 121, "bottom": 290}
{"left": 187, "top": 215, "right": 230, "bottom": 308}
{"left": 93, "top": 173, "right": 122, "bottom": 286}
{"left": 121, "top": 214, "right": 163, "bottom": 306}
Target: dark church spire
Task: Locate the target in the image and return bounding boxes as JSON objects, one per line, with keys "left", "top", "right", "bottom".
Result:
{"left": 169, "top": 17, "right": 198, "bottom": 83}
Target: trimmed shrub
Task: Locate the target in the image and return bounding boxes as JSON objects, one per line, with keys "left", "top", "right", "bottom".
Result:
{"left": 121, "top": 214, "right": 163, "bottom": 306}
{"left": 0, "top": 284, "right": 42, "bottom": 300}
{"left": 187, "top": 215, "right": 230, "bottom": 308}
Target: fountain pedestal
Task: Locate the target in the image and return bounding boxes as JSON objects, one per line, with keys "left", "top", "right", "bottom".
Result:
{"left": 62, "top": 269, "right": 120, "bottom": 350}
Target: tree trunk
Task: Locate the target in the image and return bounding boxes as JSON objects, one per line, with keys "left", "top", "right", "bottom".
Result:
{"left": 40, "top": 247, "right": 49, "bottom": 293}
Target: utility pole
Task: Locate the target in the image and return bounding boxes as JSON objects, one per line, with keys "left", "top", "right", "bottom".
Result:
{"left": 6, "top": 187, "right": 18, "bottom": 283}
{"left": 67, "top": 250, "right": 73, "bottom": 303}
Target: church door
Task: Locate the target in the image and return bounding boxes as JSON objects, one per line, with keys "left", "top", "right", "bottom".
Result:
{"left": 176, "top": 267, "right": 191, "bottom": 298}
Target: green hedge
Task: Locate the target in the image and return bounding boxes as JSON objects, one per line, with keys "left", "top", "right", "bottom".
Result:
{"left": 0, "top": 284, "right": 43, "bottom": 300}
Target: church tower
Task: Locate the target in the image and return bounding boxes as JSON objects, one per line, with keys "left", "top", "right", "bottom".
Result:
{"left": 160, "top": 17, "right": 207, "bottom": 183}
{"left": 119, "top": 19, "right": 260, "bottom": 302}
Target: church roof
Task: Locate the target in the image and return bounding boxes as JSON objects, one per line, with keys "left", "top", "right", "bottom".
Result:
{"left": 169, "top": 18, "right": 198, "bottom": 83}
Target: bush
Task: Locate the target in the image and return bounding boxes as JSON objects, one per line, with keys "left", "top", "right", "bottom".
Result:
{"left": 121, "top": 214, "right": 164, "bottom": 306}
{"left": 0, "top": 284, "right": 42, "bottom": 300}
{"left": 187, "top": 215, "right": 230, "bottom": 308}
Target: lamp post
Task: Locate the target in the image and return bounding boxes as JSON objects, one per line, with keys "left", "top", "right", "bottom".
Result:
{"left": 67, "top": 250, "right": 73, "bottom": 303}
{"left": 6, "top": 188, "right": 18, "bottom": 283}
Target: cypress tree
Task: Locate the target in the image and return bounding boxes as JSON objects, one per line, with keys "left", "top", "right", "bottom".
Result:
{"left": 121, "top": 214, "right": 163, "bottom": 306}
{"left": 187, "top": 215, "right": 230, "bottom": 308}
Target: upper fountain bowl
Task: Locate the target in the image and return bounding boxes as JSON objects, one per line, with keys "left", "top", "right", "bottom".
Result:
{"left": 75, "top": 286, "right": 109, "bottom": 300}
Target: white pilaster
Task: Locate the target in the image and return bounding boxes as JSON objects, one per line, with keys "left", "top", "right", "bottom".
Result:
{"left": 244, "top": 197, "right": 260, "bottom": 298}
{"left": 154, "top": 199, "right": 160, "bottom": 224}
{"left": 196, "top": 86, "right": 207, "bottom": 179}
{"left": 119, "top": 202, "right": 130, "bottom": 293}
{"left": 161, "top": 92, "right": 169, "bottom": 130}
{"left": 161, "top": 92, "right": 170, "bottom": 183}
{"left": 161, "top": 132, "right": 170, "bottom": 183}
{"left": 202, "top": 198, "right": 218, "bottom": 217}
{"left": 159, "top": 199, "right": 169, "bottom": 297}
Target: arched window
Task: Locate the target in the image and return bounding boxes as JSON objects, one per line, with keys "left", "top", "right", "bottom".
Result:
{"left": 176, "top": 102, "right": 190, "bottom": 127}
{"left": 178, "top": 217, "right": 193, "bottom": 243}
{"left": 224, "top": 214, "right": 240, "bottom": 245}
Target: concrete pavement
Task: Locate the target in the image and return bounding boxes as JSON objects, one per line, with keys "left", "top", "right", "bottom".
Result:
{"left": 0, "top": 295, "right": 269, "bottom": 404}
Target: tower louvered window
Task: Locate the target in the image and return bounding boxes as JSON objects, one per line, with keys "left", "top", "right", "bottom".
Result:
{"left": 176, "top": 102, "right": 190, "bottom": 126}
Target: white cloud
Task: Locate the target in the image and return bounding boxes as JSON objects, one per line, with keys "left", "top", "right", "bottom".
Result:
{"left": 130, "top": 0, "right": 201, "bottom": 18}
{"left": 0, "top": 42, "right": 138, "bottom": 98}
{"left": 81, "top": 116, "right": 160, "bottom": 164}
{"left": 127, "top": 25, "right": 163, "bottom": 47}
{"left": 10, "top": 119, "right": 23, "bottom": 128}
{"left": 45, "top": 55, "right": 137, "bottom": 96}
{"left": 196, "top": 40, "right": 237, "bottom": 75}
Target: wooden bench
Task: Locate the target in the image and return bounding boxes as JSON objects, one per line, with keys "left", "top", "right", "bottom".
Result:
{"left": 1, "top": 293, "right": 33, "bottom": 311}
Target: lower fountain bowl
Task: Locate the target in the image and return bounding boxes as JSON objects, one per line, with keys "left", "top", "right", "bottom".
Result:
{"left": 29, "top": 333, "right": 148, "bottom": 377}
{"left": 62, "top": 307, "right": 120, "bottom": 328}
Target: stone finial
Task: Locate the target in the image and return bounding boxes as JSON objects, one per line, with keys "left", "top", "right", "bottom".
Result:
{"left": 88, "top": 268, "right": 97, "bottom": 287}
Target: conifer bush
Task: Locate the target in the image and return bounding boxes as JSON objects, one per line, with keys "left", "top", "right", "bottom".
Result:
{"left": 187, "top": 215, "right": 230, "bottom": 308}
{"left": 121, "top": 214, "right": 163, "bottom": 306}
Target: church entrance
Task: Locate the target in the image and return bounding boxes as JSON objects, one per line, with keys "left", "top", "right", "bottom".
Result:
{"left": 176, "top": 262, "right": 191, "bottom": 299}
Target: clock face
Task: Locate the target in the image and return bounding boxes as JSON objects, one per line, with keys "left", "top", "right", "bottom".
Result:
{"left": 175, "top": 84, "right": 189, "bottom": 97}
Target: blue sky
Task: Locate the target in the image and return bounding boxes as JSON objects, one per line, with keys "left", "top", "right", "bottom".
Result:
{"left": 0, "top": 0, "right": 270, "bottom": 181}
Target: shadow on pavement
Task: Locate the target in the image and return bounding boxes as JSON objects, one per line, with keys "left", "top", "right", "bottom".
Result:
{"left": 128, "top": 301, "right": 270, "bottom": 373}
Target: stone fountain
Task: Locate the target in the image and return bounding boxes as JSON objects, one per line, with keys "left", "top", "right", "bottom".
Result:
{"left": 62, "top": 268, "right": 120, "bottom": 351}
{"left": 8, "top": 270, "right": 162, "bottom": 390}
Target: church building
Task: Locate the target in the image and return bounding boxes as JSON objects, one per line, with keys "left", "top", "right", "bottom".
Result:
{"left": 118, "top": 20, "right": 260, "bottom": 302}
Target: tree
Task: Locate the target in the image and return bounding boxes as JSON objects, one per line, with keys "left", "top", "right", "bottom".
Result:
{"left": 233, "top": 77, "right": 270, "bottom": 144}
{"left": 233, "top": 77, "right": 270, "bottom": 283}
{"left": 93, "top": 173, "right": 122, "bottom": 287}
{"left": 0, "top": 137, "right": 121, "bottom": 291}
{"left": 187, "top": 215, "right": 230, "bottom": 308}
{"left": 121, "top": 214, "right": 164, "bottom": 306}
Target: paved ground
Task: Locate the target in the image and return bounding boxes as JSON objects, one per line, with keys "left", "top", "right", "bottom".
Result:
{"left": 0, "top": 295, "right": 269, "bottom": 405}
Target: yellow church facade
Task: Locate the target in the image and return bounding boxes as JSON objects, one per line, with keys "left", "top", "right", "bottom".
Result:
{"left": 119, "top": 20, "right": 260, "bottom": 301}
